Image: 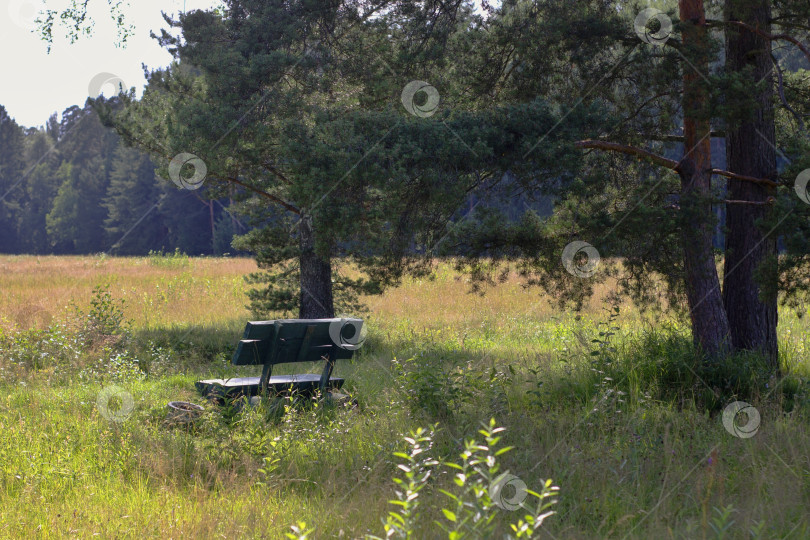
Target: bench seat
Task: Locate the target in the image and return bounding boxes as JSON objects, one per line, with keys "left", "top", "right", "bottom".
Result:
{"left": 195, "top": 374, "right": 345, "bottom": 398}
{"left": 196, "top": 318, "right": 362, "bottom": 402}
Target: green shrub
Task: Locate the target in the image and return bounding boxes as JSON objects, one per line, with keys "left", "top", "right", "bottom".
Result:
{"left": 147, "top": 248, "right": 190, "bottom": 268}
{"left": 369, "top": 419, "right": 559, "bottom": 540}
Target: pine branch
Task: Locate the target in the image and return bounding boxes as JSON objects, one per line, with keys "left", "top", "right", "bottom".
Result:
{"left": 767, "top": 19, "right": 810, "bottom": 33}
{"left": 575, "top": 140, "right": 779, "bottom": 188}
{"left": 651, "top": 132, "right": 725, "bottom": 142}
{"left": 575, "top": 140, "right": 679, "bottom": 170}
{"left": 771, "top": 52, "right": 806, "bottom": 131}
{"left": 262, "top": 163, "right": 294, "bottom": 185}
{"left": 722, "top": 20, "right": 810, "bottom": 64}
{"left": 224, "top": 175, "right": 301, "bottom": 214}
{"left": 709, "top": 169, "right": 779, "bottom": 188}
{"left": 723, "top": 198, "right": 776, "bottom": 206}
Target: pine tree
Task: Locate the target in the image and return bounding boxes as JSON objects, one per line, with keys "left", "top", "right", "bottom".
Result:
{"left": 722, "top": 0, "right": 779, "bottom": 363}
{"left": 103, "top": 146, "right": 165, "bottom": 254}
{"left": 443, "top": 0, "right": 810, "bottom": 365}
{"left": 0, "top": 106, "right": 26, "bottom": 253}
{"left": 156, "top": 185, "right": 217, "bottom": 256}
{"left": 46, "top": 158, "right": 109, "bottom": 253}
{"left": 16, "top": 129, "right": 61, "bottom": 254}
{"left": 44, "top": 104, "right": 120, "bottom": 253}
{"left": 100, "top": 1, "right": 451, "bottom": 317}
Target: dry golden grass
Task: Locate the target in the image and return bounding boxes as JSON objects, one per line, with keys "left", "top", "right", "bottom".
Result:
{"left": 0, "top": 254, "right": 631, "bottom": 333}
{"left": 0, "top": 255, "right": 257, "bottom": 332}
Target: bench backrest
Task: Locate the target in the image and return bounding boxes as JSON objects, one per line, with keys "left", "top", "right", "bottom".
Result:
{"left": 232, "top": 318, "right": 362, "bottom": 366}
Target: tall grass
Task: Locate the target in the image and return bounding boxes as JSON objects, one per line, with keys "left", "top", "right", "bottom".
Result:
{"left": 0, "top": 255, "right": 807, "bottom": 538}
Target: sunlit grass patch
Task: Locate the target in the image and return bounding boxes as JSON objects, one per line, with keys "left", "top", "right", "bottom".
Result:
{"left": 0, "top": 255, "right": 808, "bottom": 538}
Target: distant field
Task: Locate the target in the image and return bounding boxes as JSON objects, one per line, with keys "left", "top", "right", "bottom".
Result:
{"left": 0, "top": 253, "right": 618, "bottom": 330}
{"left": 0, "top": 254, "right": 257, "bottom": 331}
{"left": 0, "top": 255, "right": 808, "bottom": 539}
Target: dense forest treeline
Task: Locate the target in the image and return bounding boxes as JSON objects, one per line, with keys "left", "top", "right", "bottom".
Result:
{"left": 0, "top": 99, "right": 778, "bottom": 260}
{"left": 0, "top": 100, "right": 554, "bottom": 259}
{"left": 0, "top": 102, "right": 247, "bottom": 256}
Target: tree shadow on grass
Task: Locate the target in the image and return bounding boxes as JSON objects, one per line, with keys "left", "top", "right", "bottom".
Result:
{"left": 130, "top": 318, "right": 246, "bottom": 374}
{"left": 537, "top": 329, "right": 803, "bottom": 416}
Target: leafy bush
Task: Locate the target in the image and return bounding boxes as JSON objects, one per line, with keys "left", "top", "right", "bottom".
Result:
{"left": 70, "top": 284, "right": 131, "bottom": 349}
{"left": 392, "top": 352, "right": 476, "bottom": 420}
{"left": 0, "top": 323, "right": 83, "bottom": 374}
{"left": 147, "top": 248, "right": 190, "bottom": 268}
{"left": 371, "top": 419, "right": 559, "bottom": 540}
{"left": 377, "top": 426, "right": 438, "bottom": 539}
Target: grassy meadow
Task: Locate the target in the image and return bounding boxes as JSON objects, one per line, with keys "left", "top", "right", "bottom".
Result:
{"left": 0, "top": 254, "right": 808, "bottom": 539}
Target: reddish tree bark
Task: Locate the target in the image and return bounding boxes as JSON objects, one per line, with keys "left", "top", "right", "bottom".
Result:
{"left": 678, "top": 0, "right": 732, "bottom": 357}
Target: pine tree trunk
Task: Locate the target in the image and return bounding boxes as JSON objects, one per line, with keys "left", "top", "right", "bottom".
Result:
{"left": 298, "top": 216, "right": 335, "bottom": 319}
{"left": 722, "top": 0, "right": 779, "bottom": 367}
{"left": 679, "top": 0, "right": 732, "bottom": 357}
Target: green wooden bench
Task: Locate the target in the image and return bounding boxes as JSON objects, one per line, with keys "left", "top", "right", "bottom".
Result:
{"left": 195, "top": 318, "right": 363, "bottom": 400}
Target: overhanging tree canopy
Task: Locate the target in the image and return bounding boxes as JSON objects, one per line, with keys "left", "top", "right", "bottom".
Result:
{"left": 98, "top": 0, "right": 606, "bottom": 318}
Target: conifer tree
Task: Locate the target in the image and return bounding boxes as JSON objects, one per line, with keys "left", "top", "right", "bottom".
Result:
{"left": 103, "top": 146, "right": 165, "bottom": 254}
{"left": 446, "top": 0, "right": 810, "bottom": 365}
{"left": 0, "top": 106, "right": 26, "bottom": 253}
{"left": 16, "top": 129, "right": 61, "bottom": 254}
{"left": 101, "top": 1, "right": 601, "bottom": 318}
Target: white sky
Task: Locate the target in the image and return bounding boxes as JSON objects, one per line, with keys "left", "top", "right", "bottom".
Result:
{"left": 2, "top": 0, "right": 490, "bottom": 129}
{"left": 1, "top": 0, "right": 222, "bottom": 128}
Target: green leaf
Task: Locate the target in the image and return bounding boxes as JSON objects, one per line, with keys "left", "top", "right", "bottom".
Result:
{"left": 438, "top": 489, "right": 460, "bottom": 502}
{"left": 442, "top": 509, "right": 457, "bottom": 522}
{"left": 388, "top": 513, "right": 405, "bottom": 524}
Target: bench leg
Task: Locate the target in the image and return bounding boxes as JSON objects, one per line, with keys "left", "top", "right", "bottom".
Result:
{"left": 318, "top": 347, "right": 337, "bottom": 396}
{"left": 260, "top": 362, "right": 273, "bottom": 398}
